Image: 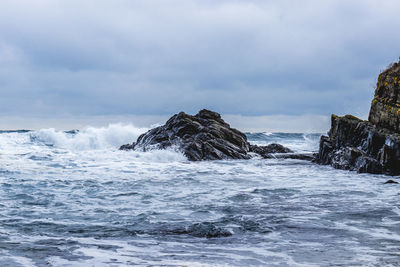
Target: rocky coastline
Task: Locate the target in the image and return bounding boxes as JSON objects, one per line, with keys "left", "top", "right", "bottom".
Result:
{"left": 316, "top": 61, "right": 400, "bottom": 175}
{"left": 120, "top": 61, "right": 400, "bottom": 175}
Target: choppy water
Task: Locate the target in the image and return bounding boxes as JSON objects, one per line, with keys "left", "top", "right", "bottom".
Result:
{"left": 0, "top": 125, "right": 399, "bottom": 266}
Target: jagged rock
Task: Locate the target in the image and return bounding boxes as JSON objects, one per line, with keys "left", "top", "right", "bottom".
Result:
{"left": 121, "top": 109, "right": 251, "bottom": 161}
{"left": 120, "top": 143, "right": 135, "bottom": 150}
{"left": 316, "top": 114, "right": 400, "bottom": 175}
{"left": 120, "top": 109, "right": 296, "bottom": 161}
{"left": 369, "top": 61, "right": 400, "bottom": 132}
{"left": 316, "top": 61, "right": 400, "bottom": 175}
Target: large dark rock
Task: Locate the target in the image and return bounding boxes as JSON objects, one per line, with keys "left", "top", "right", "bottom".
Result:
{"left": 316, "top": 114, "right": 400, "bottom": 175}
{"left": 316, "top": 61, "right": 400, "bottom": 175}
{"left": 120, "top": 109, "right": 297, "bottom": 161}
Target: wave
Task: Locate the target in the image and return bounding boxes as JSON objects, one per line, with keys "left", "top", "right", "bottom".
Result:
{"left": 246, "top": 132, "right": 322, "bottom": 141}
{"left": 29, "top": 123, "right": 148, "bottom": 151}
{"left": 246, "top": 132, "right": 322, "bottom": 153}
{"left": 0, "top": 124, "right": 187, "bottom": 163}
{"left": 0, "top": 130, "right": 31, "bottom": 133}
{"left": 0, "top": 124, "right": 321, "bottom": 156}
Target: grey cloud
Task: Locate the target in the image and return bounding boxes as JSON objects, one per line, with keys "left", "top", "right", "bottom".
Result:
{"left": 0, "top": 0, "right": 399, "bottom": 123}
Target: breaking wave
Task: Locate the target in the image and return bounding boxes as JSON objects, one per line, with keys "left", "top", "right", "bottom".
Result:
{"left": 30, "top": 123, "right": 148, "bottom": 151}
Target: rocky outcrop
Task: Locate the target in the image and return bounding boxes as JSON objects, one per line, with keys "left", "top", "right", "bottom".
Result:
{"left": 369, "top": 61, "right": 400, "bottom": 132}
{"left": 316, "top": 61, "right": 400, "bottom": 175}
{"left": 249, "top": 143, "right": 293, "bottom": 156}
{"left": 316, "top": 114, "right": 400, "bottom": 174}
{"left": 120, "top": 143, "right": 135, "bottom": 150}
{"left": 120, "top": 109, "right": 298, "bottom": 161}
{"left": 123, "top": 109, "right": 251, "bottom": 161}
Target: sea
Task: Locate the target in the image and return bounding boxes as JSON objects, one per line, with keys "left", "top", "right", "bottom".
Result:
{"left": 0, "top": 124, "right": 399, "bottom": 266}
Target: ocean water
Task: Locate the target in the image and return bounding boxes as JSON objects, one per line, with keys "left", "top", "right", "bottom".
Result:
{"left": 0, "top": 125, "right": 399, "bottom": 266}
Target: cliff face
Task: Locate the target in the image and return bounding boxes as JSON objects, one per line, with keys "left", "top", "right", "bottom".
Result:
{"left": 369, "top": 62, "right": 400, "bottom": 132}
{"left": 317, "top": 61, "right": 400, "bottom": 175}
{"left": 317, "top": 115, "right": 400, "bottom": 175}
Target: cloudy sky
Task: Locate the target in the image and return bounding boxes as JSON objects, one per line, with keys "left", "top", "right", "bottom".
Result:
{"left": 0, "top": 0, "right": 399, "bottom": 131}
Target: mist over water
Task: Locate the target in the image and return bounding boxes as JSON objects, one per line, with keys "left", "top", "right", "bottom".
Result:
{"left": 0, "top": 125, "right": 399, "bottom": 266}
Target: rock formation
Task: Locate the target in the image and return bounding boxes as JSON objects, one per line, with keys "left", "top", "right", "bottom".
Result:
{"left": 249, "top": 143, "right": 292, "bottom": 156}
{"left": 120, "top": 109, "right": 303, "bottom": 161}
{"left": 369, "top": 62, "right": 400, "bottom": 132}
{"left": 316, "top": 61, "right": 400, "bottom": 175}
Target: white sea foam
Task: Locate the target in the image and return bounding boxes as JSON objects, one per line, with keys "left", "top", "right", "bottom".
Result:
{"left": 0, "top": 127, "right": 398, "bottom": 266}
{"left": 0, "top": 123, "right": 186, "bottom": 176}
{"left": 31, "top": 123, "right": 148, "bottom": 150}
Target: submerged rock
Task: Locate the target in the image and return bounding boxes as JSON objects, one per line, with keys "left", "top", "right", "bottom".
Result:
{"left": 186, "top": 222, "right": 232, "bottom": 238}
{"left": 316, "top": 61, "right": 400, "bottom": 175}
{"left": 249, "top": 144, "right": 315, "bottom": 160}
{"left": 120, "top": 109, "right": 297, "bottom": 161}
{"left": 273, "top": 153, "right": 317, "bottom": 161}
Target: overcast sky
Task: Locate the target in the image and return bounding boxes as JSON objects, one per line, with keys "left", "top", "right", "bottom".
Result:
{"left": 0, "top": 0, "right": 399, "bottom": 131}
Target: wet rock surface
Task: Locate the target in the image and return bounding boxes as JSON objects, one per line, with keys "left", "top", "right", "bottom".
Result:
{"left": 316, "top": 61, "right": 400, "bottom": 175}
{"left": 120, "top": 109, "right": 299, "bottom": 161}
{"left": 119, "top": 143, "right": 135, "bottom": 150}
{"left": 249, "top": 144, "right": 315, "bottom": 160}
{"left": 316, "top": 115, "right": 400, "bottom": 174}
{"left": 274, "top": 153, "right": 317, "bottom": 161}
{"left": 249, "top": 143, "right": 293, "bottom": 157}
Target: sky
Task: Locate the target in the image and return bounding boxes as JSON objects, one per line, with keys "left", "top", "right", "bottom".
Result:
{"left": 0, "top": 0, "right": 400, "bottom": 132}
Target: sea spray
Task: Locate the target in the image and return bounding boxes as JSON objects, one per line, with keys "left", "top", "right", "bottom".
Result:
{"left": 0, "top": 129, "right": 399, "bottom": 266}
{"left": 30, "top": 123, "right": 148, "bottom": 150}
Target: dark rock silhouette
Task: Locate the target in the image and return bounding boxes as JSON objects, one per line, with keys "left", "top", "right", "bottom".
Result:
{"left": 120, "top": 143, "right": 135, "bottom": 150}
{"left": 248, "top": 144, "right": 314, "bottom": 160}
{"left": 120, "top": 109, "right": 301, "bottom": 161}
{"left": 316, "top": 61, "right": 400, "bottom": 175}
{"left": 129, "top": 109, "right": 250, "bottom": 161}
{"left": 273, "top": 153, "right": 317, "bottom": 161}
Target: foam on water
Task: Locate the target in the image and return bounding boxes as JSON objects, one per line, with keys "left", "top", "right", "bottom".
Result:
{"left": 0, "top": 125, "right": 399, "bottom": 266}
{"left": 30, "top": 123, "right": 148, "bottom": 151}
